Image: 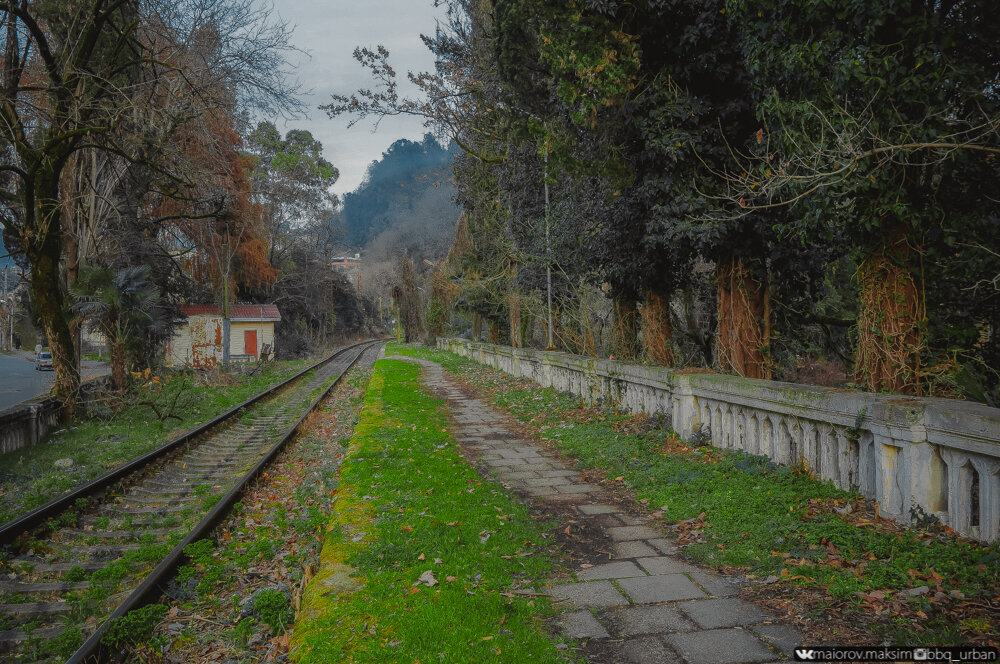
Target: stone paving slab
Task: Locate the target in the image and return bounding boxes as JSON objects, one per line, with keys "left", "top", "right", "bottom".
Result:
{"left": 750, "top": 624, "right": 805, "bottom": 657}
{"left": 613, "top": 540, "right": 659, "bottom": 558}
{"left": 665, "top": 628, "right": 776, "bottom": 664}
{"left": 622, "top": 636, "right": 681, "bottom": 664}
{"left": 603, "top": 604, "right": 697, "bottom": 636}
{"left": 647, "top": 538, "right": 679, "bottom": 555}
{"left": 548, "top": 580, "right": 629, "bottom": 608}
{"left": 618, "top": 574, "right": 707, "bottom": 603}
{"left": 506, "top": 470, "right": 542, "bottom": 480}
{"left": 607, "top": 525, "right": 664, "bottom": 541}
{"left": 577, "top": 561, "right": 646, "bottom": 580}
{"left": 678, "top": 598, "right": 770, "bottom": 629}
{"left": 689, "top": 570, "right": 742, "bottom": 597}
{"left": 637, "top": 556, "right": 699, "bottom": 575}
{"left": 579, "top": 504, "right": 621, "bottom": 515}
{"left": 390, "top": 355, "right": 797, "bottom": 663}
{"left": 523, "top": 476, "right": 575, "bottom": 487}
{"left": 592, "top": 513, "right": 629, "bottom": 528}
{"left": 560, "top": 610, "right": 611, "bottom": 639}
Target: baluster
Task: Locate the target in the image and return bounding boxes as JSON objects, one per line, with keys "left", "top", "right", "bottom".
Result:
{"left": 747, "top": 413, "right": 760, "bottom": 455}
{"left": 801, "top": 421, "right": 817, "bottom": 471}
{"left": 818, "top": 424, "right": 838, "bottom": 483}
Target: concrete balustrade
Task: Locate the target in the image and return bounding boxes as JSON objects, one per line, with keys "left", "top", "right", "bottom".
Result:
{"left": 0, "top": 398, "right": 61, "bottom": 455}
{"left": 0, "top": 379, "right": 108, "bottom": 456}
{"left": 439, "top": 338, "right": 1000, "bottom": 543}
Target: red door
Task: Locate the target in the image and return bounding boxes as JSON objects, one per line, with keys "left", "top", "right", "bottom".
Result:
{"left": 244, "top": 330, "right": 258, "bottom": 359}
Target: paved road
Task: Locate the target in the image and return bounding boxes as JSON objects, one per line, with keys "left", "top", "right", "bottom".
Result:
{"left": 0, "top": 351, "right": 109, "bottom": 411}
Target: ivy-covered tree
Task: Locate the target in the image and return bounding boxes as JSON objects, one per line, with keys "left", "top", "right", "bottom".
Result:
{"left": 729, "top": 0, "right": 1000, "bottom": 394}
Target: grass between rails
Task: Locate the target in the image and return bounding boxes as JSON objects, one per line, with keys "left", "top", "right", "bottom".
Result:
{"left": 389, "top": 343, "right": 1000, "bottom": 647}
{"left": 291, "top": 359, "right": 573, "bottom": 664}
{"left": 0, "top": 359, "right": 312, "bottom": 524}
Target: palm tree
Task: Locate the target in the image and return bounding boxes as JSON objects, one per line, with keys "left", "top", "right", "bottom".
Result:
{"left": 72, "top": 265, "right": 162, "bottom": 393}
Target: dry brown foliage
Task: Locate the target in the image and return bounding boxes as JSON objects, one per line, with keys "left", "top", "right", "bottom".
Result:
{"left": 716, "top": 256, "right": 771, "bottom": 379}
{"left": 640, "top": 289, "right": 676, "bottom": 366}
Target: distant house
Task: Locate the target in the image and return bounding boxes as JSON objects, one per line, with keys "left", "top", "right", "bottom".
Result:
{"left": 167, "top": 304, "right": 281, "bottom": 368}
{"left": 331, "top": 253, "right": 361, "bottom": 270}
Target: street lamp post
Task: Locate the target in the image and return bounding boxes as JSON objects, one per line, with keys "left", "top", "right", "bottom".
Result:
{"left": 2, "top": 267, "right": 11, "bottom": 351}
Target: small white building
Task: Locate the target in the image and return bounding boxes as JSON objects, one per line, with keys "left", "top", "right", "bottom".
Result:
{"left": 166, "top": 304, "right": 281, "bottom": 368}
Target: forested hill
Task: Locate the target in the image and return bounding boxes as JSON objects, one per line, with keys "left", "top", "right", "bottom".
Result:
{"left": 341, "top": 134, "right": 458, "bottom": 251}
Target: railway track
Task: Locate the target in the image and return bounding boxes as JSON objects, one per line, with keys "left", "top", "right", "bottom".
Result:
{"left": 0, "top": 340, "right": 383, "bottom": 663}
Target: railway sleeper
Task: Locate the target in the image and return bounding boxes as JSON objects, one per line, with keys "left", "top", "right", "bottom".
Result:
{"left": 79, "top": 515, "right": 163, "bottom": 528}
{"left": 0, "top": 626, "right": 63, "bottom": 654}
{"left": 139, "top": 479, "right": 232, "bottom": 493}
{"left": 179, "top": 452, "right": 262, "bottom": 465}
{"left": 0, "top": 580, "right": 89, "bottom": 594}
{"left": 97, "top": 504, "right": 187, "bottom": 516}
{"left": 58, "top": 527, "right": 178, "bottom": 541}
{"left": 41, "top": 544, "right": 140, "bottom": 558}
{"left": 0, "top": 599, "right": 71, "bottom": 618}
{"left": 154, "top": 468, "right": 232, "bottom": 481}
{"left": 9, "top": 560, "right": 111, "bottom": 579}
{"left": 127, "top": 486, "right": 204, "bottom": 499}
{"left": 120, "top": 491, "right": 201, "bottom": 502}
{"left": 181, "top": 457, "right": 265, "bottom": 470}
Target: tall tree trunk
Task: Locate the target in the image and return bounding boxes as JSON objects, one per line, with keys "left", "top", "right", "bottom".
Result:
{"left": 611, "top": 296, "right": 639, "bottom": 360}
{"left": 472, "top": 312, "right": 483, "bottom": 341}
{"left": 109, "top": 340, "right": 127, "bottom": 394}
{"left": 509, "top": 290, "right": 522, "bottom": 348}
{"left": 855, "top": 219, "right": 924, "bottom": 394}
{"left": 62, "top": 153, "right": 82, "bottom": 372}
{"left": 716, "top": 255, "right": 770, "bottom": 379}
{"left": 28, "top": 189, "right": 80, "bottom": 414}
{"left": 487, "top": 318, "right": 501, "bottom": 344}
{"left": 641, "top": 289, "right": 675, "bottom": 366}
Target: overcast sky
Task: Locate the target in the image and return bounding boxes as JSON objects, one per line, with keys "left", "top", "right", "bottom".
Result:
{"left": 274, "top": 1, "right": 447, "bottom": 199}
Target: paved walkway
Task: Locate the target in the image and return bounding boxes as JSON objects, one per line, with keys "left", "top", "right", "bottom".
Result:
{"left": 391, "top": 355, "right": 805, "bottom": 664}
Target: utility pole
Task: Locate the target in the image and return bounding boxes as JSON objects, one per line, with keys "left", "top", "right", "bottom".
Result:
{"left": 544, "top": 147, "right": 554, "bottom": 350}
{"left": 2, "top": 267, "right": 7, "bottom": 351}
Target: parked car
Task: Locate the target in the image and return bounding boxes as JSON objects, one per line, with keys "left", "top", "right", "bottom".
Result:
{"left": 35, "top": 351, "right": 53, "bottom": 371}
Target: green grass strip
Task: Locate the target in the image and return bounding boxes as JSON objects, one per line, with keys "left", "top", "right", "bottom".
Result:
{"left": 291, "top": 358, "right": 571, "bottom": 663}
{"left": 389, "top": 343, "right": 1000, "bottom": 645}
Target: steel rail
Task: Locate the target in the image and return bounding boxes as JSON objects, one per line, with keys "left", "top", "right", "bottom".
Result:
{"left": 67, "top": 340, "right": 382, "bottom": 664}
{"left": 0, "top": 341, "right": 371, "bottom": 546}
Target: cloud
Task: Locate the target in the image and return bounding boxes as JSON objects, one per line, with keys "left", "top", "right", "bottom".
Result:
{"left": 274, "top": 0, "right": 447, "bottom": 197}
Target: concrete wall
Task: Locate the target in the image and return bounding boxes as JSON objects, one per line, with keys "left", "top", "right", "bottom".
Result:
{"left": 439, "top": 338, "right": 1000, "bottom": 543}
{"left": 0, "top": 379, "right": 107, "bottom": 455}
{"left": 0, "top": 398, "right": 60, "bottom": 455}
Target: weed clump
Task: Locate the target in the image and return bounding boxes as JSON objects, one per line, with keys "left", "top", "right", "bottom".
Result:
{"left": 252, "top": 589, "right": 292, "bottom": 634}
{"left": 101, "top": 604, "right": 169, "bottom": 647}
{"left": 47, "top": 625, "right": 83, "bottom": 658}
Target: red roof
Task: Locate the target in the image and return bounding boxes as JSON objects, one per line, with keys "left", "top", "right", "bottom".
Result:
{"left": 179, "top": 304, "right": 281, "bottom": 321}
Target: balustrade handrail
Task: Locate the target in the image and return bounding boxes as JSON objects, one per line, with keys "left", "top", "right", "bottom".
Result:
{"left": 439, "top": 337, "right": 1000, "bottom": 543}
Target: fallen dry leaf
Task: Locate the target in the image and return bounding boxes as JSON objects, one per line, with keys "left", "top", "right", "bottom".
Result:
{"left": 417, "top": 570, "right": 438, "bottom": 587}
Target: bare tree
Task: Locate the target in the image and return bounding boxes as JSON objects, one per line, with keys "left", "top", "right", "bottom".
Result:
{"left": 0, "top": 0, "right": 302, "bottom": 408}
